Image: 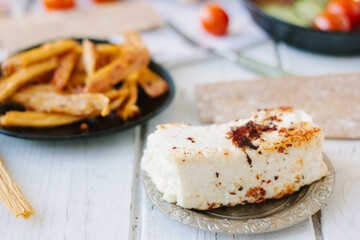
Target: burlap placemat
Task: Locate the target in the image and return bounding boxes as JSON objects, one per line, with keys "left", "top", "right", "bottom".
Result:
{"left": 0, "top": 2, "right": 162, "bottom": 53}
{"left": 195, "top": 73, "right": 360, "bottom": 139}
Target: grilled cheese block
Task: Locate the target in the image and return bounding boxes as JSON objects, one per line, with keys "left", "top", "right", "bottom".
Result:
{"left": 141, "top": 107, "right": 327, "bottom": 210}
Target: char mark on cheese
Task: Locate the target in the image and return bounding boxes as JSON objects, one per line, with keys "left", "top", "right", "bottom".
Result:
{"left": 244, "top": 152, "right": 252, "bottom": 167}
{"left": 227, "top": 121, "right": 277, "bottom": 150}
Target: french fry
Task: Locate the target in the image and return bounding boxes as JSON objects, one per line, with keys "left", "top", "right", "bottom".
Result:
{"left": 97, "top": 44, "right": 122, "bottom": 56}
{"left": 82, "top": 40, "right": 117, "bottom": 77}
{"left": 0, "top": 111, "right": 83, "bottom": 127}
{"left": 66, "top": 72, "right": 86, "bottom": 93}
{"left": 117, "top": 104, "right": 140, "bottom": 121}
{"left": 69, "top": 72, "right": 86, "bottom": 86}
{"left": 0, "top": 57, "right": 22, "bottom": 77}
{"left": 116, "top": 75, "right": 140, "bottom": 120}
{"left": 136, "top": 67, "right": 169, "bottom": 98}
{"left": 76, "top": 43, "right": 121, "bottom": 55}
{"left": 51, "top": 51, "right": 77, "bottom": 90}
{"left": 103, "top": 88, "right": 122, "bottom": 100}
{"left": 97, "top": 44, "right": 122, "bottom": 67}
{"left": 1, "top": 39, "right": 77, "bottom": 76}
{"left": 0, "top": 58, "right": 58, "bottom": 103}
{"left": 109, "top": 88, "right": 130, "bottom": 111}
{"left": 74, "top": 56, "right": 86, "bottom": 73}
{"left": 0, "top": 158, "right": 34, "bottom": 218}
{"left": 85, "top": 32, "right": 150, "bottom": 93}
{"left": 11, "top": 84, "right": 110, "bottom": 117}
{"left": 82, "top": 39, "right": 99, "bottom": 77}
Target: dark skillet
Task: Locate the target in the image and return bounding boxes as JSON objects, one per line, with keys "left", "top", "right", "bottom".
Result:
{"left": 242, "top": 0, "right": 360, "bottom": 55}
{"left": 0, "top": 38, "right": 175, "bottom": 140}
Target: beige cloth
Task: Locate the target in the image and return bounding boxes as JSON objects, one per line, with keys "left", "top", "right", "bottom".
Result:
{"left": 195, "top": 73, "right": 360, "bottom": 139}
{"left": 0, "top": 2, "right": 162, "bottom": 53}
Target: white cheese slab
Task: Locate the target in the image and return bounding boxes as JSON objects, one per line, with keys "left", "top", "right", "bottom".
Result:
{"left": 141, "top": 107, "right": 327, "bottom": 210}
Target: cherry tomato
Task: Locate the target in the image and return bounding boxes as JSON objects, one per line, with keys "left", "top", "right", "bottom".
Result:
{"left": 326, "top": 0, "right": 360, "bottom": 27}
{"left": 200, "top": 3, "right": 229, "bottom": 36}
{"left": 43, "top": 0, "right": 75, "bottom": 10}
{"left": 93, "top": 0, "right": 117, "bottom": 3}
{"left": 314, "top": 11, "right": 351, "bottom": 31}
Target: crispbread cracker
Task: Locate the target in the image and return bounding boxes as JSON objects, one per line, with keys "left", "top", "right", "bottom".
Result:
{"left": 0, "top": 2, "right": 162, "bottom": 53}
{"left": 195, "top": 73, "right": 360, "bottom": 139}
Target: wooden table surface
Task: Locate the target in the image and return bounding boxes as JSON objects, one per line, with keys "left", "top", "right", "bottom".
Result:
{"left": 0, "top": 1, "right": 359, "bottom": 239}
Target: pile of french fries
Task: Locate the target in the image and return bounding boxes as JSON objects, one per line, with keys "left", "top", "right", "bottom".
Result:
{"left": 0, "top": 32, "right": 169, "bottom": 128}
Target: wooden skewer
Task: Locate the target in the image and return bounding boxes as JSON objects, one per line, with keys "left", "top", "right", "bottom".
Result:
{"left": 0, "top": 158, "right": 34, "bottom": 219}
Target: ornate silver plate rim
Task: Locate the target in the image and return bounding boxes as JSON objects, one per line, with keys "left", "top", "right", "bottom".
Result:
{"left": 143, "top": 153, "right": 335, "bottom": 234}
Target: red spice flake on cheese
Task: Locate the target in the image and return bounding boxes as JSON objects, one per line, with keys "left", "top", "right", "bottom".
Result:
{"left": 187, "top": 137, "right": 195, "bottom": 143}
{"left": 227, "top": 121, "right": 277, "bottom": 150}
{"left": 258, "top": 115, "right": 284, "bottom": 125}
{"left": 269, "top": 115, "right": 282, "bottom": 122}
{"left": 274, "top": 176, "right": 279, "bottom": 181}
{"left": 277, "top": 146, "right": 285, "bottom": 153}
{"left": 207, "top": 202, "right": 216, "bottom": 210}
{"left": 215, "top": 172, "right": 219, "bottom": 178}
{"left": 246, "top": 187, "right": 266, "bottom": 201}
{"left": 172, "top": 147, "right": 177, "bottom": 149}
{"left": 229, "top": 191, "right": 236, "bottom": 195}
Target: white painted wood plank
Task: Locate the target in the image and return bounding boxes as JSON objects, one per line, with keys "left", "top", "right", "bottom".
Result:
{"left": 137, "top": 42, "right": 316, "bottom": 239}
{"left": 277, "top": 43, "right": 360, "bottom": 76}
{"left": 0, "top": 130, "right": 135, "bottom": 240}
{"left": 277, "top": 43, "right": 360, "bottom": 240}
{"left": 321, "top": 141, "right": 360, "bottom": 240}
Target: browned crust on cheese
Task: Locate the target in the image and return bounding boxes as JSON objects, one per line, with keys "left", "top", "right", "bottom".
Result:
{"left": 262, "top": 122, "right": 322, "bottom": 152}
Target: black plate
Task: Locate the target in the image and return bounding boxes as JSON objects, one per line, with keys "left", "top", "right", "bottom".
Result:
{"left": 242, "top": 0, "right": 360, "bottom": 55}
{"left": 0, "top": 39, "right": 175, "bottom": 140}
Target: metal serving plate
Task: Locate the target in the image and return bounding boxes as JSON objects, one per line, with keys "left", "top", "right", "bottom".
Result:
{"left": 143, "top": 154, "right": 335, "bottom": 234}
